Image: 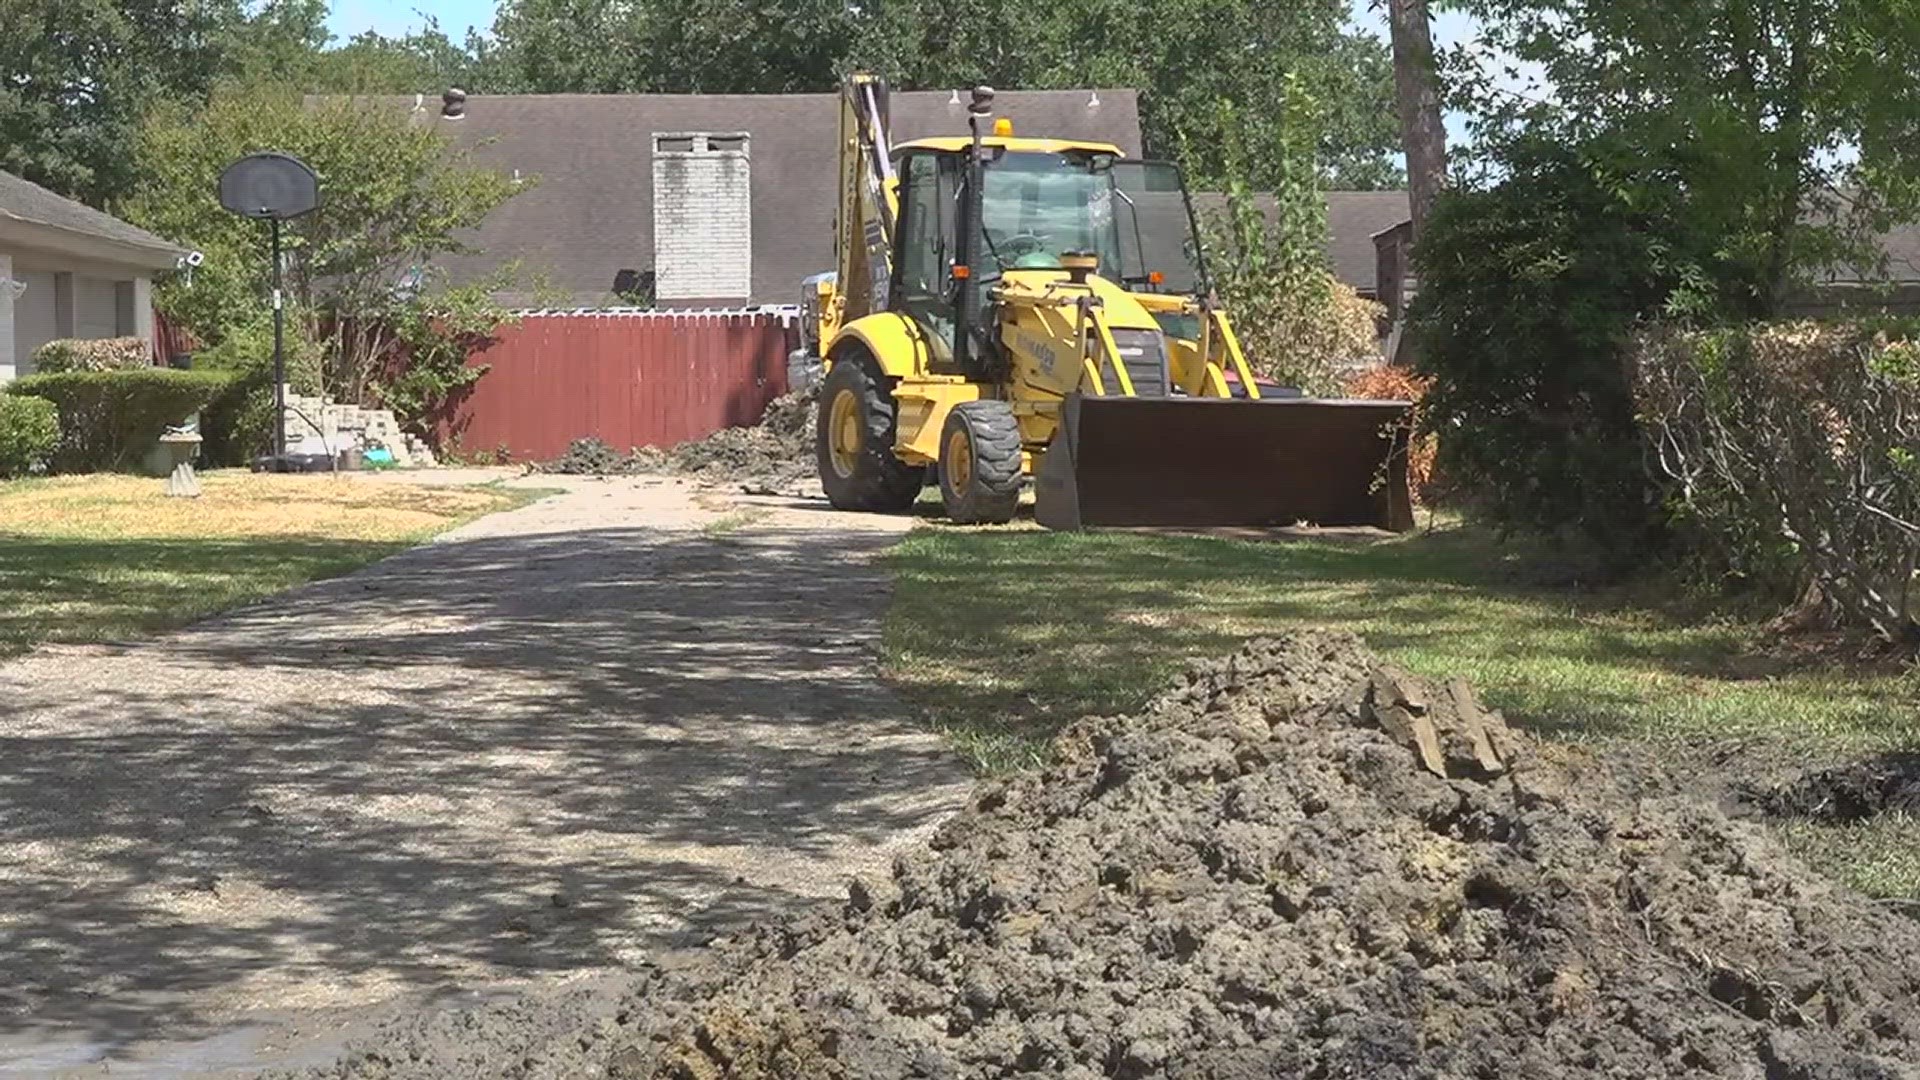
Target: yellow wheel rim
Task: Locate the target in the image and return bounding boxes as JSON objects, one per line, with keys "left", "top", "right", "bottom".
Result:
{"left": 946, "top": 427, "right": 974, "bottom": 495}
{"left": 828, "top": 389, "right": 861, "bottom": 478}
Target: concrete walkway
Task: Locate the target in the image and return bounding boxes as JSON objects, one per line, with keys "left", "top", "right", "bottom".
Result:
{"left": 0, "top": 477, "right": 969, "bottom": 1076}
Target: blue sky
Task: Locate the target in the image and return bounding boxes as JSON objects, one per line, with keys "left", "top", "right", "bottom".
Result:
{"left": 325, "top": 0, "right": 491, "bottom": 40}
{"left": 324, "top": 0, "right": 1482, "bottom": 54}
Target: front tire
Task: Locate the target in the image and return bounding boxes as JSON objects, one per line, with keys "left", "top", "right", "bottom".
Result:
{"left": 939, "top": 401, "right": 1023, "bottom": 525}
{"left": 817, "top": 350, "right": 924, "bottom": 512}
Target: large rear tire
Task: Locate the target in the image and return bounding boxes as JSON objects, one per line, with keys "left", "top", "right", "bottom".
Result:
{"left": 817, "top": 350, "right": 924, "bottom": 512}
{"left": 939, "top": 401, "right": 1023, "bottom": 525}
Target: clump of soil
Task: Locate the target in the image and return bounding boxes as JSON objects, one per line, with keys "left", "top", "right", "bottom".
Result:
{"left": 1748, "top": 752, "right": 1920, "bottom": 823}
{"left": 534, "top": 387, "right": 818, "bottom": 495}
{"left": 298, "top": 632, "right": 1920, "bottom": 1079}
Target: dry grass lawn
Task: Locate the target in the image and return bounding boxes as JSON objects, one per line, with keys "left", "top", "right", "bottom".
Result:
{"left": 0, "top": 472, "right": 523, "bottom": 657}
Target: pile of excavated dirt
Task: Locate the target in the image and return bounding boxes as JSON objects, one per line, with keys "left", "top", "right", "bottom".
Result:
{"left": 294, "top": 632, "right": 1920, "bottom": 1079}
{"left": 534, "top": 388, "right": 818, "bottom": 496}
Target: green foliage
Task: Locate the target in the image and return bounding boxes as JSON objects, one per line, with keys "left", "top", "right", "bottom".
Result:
{"left": 0, "top": 0, "right": 355, "bottom": 203}
{"left": 121, "top": 83, "right": 519, "bottom": 419}
{"left": 0, "top": 0, "right": 233, "bottom": 202}
{"left": 1410, "top": 139, "right": 1690, "bottom": 547}
{"left": 193, "top": 312, "right": 324, "bottom": 392}
{"left": 1198, "top": 81, "right": 1382, "bottom": 391}
{"left": 353, "top": 277, "right": 512, "bottom": 438}
{"left": 31, "top": 338, "right": 154, "bottom": 374}
{"left": 9, "top": 369, "right": 233, "bottom": 474}
{"left": 191, "top": 313, "right": 325, "bottom": 466}
{"left": 1448, "top": 0, "right": 1920, "bottom": 317}
{"left": 197, "top": 370, "right": 276, "bottom": 467}
{"left": 1636, "top": 322, "right": 1920, "bottom": 645}
{"left": 482, "top": 0, "right": 1401, "bottom": 189}
{"left": 0, "top": 395, "right": 59, "bottom": 478}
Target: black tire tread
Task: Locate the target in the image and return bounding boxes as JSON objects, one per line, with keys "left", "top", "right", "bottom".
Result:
{"left": 817, "top": 351, "right": 924, "bottom": 512}
{"left": 941, "top": 400, "right": 1023, "bottom": 524}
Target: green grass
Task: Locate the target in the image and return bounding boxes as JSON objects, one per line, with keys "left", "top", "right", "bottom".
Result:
{"left": 1776, "top": 814, "right": 1920, "bottom": 900}
{"left": 0, "top": 472, "right": 528, "bottom": 657}
{"left": 881, "top": 523, "right": 1920, "bottom": 896}
{"left": 699, "top": 508, "right": 769, "bottom": 537}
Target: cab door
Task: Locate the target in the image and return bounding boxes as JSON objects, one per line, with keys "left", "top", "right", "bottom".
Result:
{"left": 890, "top": 149, "right": 965, "bottom": 371}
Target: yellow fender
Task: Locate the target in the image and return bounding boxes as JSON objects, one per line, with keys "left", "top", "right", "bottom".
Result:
{"left": 827, "top": 313, "right": 980, "bottom": 466}
{"left": 828, "top": 312, "right": 929, "bottom": 378}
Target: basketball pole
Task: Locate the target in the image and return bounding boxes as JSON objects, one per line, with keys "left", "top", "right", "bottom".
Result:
{"left": 271, "top": 216, "right": 286, "bottom": 458}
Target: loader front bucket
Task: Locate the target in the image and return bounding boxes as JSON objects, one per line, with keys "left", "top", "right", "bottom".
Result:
{"left": 1033, "top": 395, "right": 1415, "bottom": 532}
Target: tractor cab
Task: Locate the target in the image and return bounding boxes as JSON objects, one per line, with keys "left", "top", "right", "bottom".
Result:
{"left": 889, "top": 136, "right": 1208, "bottom": 376}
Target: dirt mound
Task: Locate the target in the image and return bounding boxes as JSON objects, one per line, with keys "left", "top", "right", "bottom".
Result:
{"left": 535, "top": 387, "right": 818, "bottom": 495}
{"left": 294, "top": 632, "right": 1920, "bottom": 1079}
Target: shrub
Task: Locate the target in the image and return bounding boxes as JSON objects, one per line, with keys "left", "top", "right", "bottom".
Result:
{"left": 32, "top": 337, "right": 153, "bottom": 373}
{"left": 9, "top": 369, "right": 234, "bottom": 473}
{"left": 1222, "top": 268, "right": 1384, "bottom": 392}
{"left": 192, "top": 315, "right": 323, "bottom": 466}
{"left": 1344, "top": 366, "right": 1437, "bottom": 505}
{"left": 1410, "top": 141, "right": 1689, "bottom": 553}
{"left": 0, "top": 395, "right": 59, "bottom": 477}
{"left": 1636, "top": 322, "right": 1920, "bottom": 646}
{"left": 198, "top": 370, "right": 276, "bottom": 467}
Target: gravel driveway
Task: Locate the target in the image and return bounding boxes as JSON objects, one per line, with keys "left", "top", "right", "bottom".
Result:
{"left": 0, "top": 477, "right": 969, "bottom": 1077}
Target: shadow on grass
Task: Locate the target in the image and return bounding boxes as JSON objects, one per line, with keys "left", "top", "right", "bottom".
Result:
{"left": 882, "top": 525, "right": 1920, "bottom": 772}
{"left": 0, "top": 536, "right": 419, "bottom": 659}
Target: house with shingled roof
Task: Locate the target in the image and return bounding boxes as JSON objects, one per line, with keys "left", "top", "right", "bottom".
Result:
{"left": 347, "top": 90, "right": 1420, "bottom": 320}
{"left": 0, "top": 168, "right": 186, "bottom": 382}
{"left": 362, "top": 89, "right": 1143, "bottom": 310}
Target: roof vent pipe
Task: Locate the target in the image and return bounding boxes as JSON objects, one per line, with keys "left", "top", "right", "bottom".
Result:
{"left": 442, "top": 88, "right": 467, "bottom": 120}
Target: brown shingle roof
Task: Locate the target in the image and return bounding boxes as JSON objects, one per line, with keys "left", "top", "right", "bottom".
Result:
{"left": 1826, "top": 221, "right": 1920, "bottom": 284}
{"left": 374, "top": 90, "right": 1143, "bottom": 307}
{"left": 0, "top": 168, "right": 183, "bottom": 264}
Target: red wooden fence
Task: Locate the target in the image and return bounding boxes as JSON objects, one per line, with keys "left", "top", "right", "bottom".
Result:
{"left": 445, "top": 310, "right": 796, "bottom": 460}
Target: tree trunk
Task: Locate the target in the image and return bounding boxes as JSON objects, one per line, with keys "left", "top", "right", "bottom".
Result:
{"left": 1388, "top": 0, "right": 1448, "bottom": 242}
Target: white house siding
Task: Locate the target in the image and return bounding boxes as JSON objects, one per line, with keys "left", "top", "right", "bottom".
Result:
{"left": 1, "top": 250, "right": 159, "bottom": 383}
{"left": 13, "top": 269, "right": 57, "bottom": 371}
{"left": 74, "top": 275, "right": 119, "bottom": 340}
{"left": 0, "top": 252, "right": 12, "bottom": 381}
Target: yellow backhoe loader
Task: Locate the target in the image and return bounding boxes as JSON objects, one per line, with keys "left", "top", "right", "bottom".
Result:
{"left": 792, "top": 75, "right": 1413, "bottom": 530}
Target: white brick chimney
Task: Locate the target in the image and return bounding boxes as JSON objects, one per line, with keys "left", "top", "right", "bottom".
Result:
{"left": 652, "top": 132, "right": 751, "bottom": 301}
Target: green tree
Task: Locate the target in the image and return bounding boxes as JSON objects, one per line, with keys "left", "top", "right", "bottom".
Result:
{"left": 0, "top": 0, "right": 500, "bottom": 204}
{"left": 486, "top": 0, "right": 647, "bottom": 93}
{"left": 481, "top": 0, "right": 1404, "bottom": 189}
{"left": 0, "top": 0, "right": 243, "bottom": 202}
{"left": 310, "top": 24, "right": 490, "bottom": 94}
{"left": 1449, "top": 0, "right": 1920, "bottom": 318}
{"left": 1201, "top": 79, "right": 1384, "bottom": 392}
{"left": 853, "top": 0, "right": 1402, "bottom": 189}
{"left": 1410, "top": 0, "right": 1920, "bottom": 552}
{"left": 1411, "top": 136, "right": 1693, "bottom": 547}
{"left": 119, "top": 83, "right": 520, "bottom": 415}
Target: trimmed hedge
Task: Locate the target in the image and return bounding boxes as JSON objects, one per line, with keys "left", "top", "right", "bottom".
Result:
{"left": 1636, "top": 322, "right": 1920, "bottom": 645}
{"left": 32, "top": 337, "right": 153, "bottom": 373}
{"left": 0, "top": 395, "right": 59, "bottom": 477}
{"left": 9, "top": 368, "right": 234, "bottom": 473}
